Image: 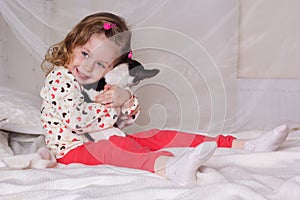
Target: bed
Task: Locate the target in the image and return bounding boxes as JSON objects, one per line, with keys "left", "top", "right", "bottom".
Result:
{"left": 0, "top": 86, "right": 300, "bottom": 200}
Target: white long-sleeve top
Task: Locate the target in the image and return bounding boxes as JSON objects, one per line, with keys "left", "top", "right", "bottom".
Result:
{"left": 40, "top": 66, "right": 140, "bottom": 158}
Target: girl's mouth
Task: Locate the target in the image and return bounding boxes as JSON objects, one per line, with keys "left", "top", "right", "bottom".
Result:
{"left": 76, "top": 68, "right": 89, "bottom": 80}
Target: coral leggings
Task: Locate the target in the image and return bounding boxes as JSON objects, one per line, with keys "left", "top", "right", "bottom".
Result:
{"left": 57, "top": 129, "right": 236, "bottom": 172}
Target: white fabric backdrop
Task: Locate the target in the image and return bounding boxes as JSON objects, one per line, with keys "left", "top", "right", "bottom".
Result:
{"left": 238, "top": 0, "right": 300, "bottom": 78}
{"left": 0, "top": 0, "right": 299, "bottom": 133}
{"left": 0, "top": 0, "right": 239, "bottom": 135}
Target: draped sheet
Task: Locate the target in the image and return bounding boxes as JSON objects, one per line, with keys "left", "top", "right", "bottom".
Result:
{"left": 0, "top": 0, "right": 239, "bottom": 134}
{"left": 0, "top": 0, "right": 299, "bottom": 134}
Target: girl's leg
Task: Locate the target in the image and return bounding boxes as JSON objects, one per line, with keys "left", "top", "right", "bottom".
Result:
{"left": 129, "top": 124, "right": 289, "bottom": 152}
{"left": 128, "top": 129, "right": 236, "bottom": 151}
{"left": 156, "top": 141, "right": 217, "bottom": 185}
{"left": 57, "top": 137, "right": 173, "bottom": 172}
{"left": 57, "top": 136, "right": 217, "bottom": 185}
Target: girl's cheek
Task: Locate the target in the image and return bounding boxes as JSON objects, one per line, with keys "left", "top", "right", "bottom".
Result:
{"left": 99, "top": 68, "right": 106, "bottom": 77}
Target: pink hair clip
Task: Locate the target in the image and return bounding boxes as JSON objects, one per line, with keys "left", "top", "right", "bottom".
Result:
{"left": 128, "top": 51, "right": 133, "bottom": 59}
{"left": 103, "top": 22, "right": 117, "bottom": 30}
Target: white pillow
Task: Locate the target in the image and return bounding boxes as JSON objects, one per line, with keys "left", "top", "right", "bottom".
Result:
{"left": 0, "top": 86, "right": 43, "bottom": 134}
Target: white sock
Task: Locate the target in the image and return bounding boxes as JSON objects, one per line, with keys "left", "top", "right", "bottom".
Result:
{"left": 244, "top": 124, "right": 289, "bottom": 152}
{"left": 165, "top": 141, "right": 217, "bottom": 186}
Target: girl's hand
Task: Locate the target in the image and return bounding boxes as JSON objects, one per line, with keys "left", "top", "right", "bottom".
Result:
{"left": 95, "top": 84, "right": 131, "bottom": 108}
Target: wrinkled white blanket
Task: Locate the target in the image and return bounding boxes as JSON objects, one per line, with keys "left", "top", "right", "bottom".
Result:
{"left": 0, "top": 119, "right": 56, "bottom": 170}
{"left": 2, "top": 147, "right": 56, "bottom": 169}
{"left": 0, "top": 130, "right": 300, "bottom": 200}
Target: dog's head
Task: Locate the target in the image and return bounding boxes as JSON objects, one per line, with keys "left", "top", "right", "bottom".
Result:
{"left": 96, "top": 60, "right": 160, "bottom": 91}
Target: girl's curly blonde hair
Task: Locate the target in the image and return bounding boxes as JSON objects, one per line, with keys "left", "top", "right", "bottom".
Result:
{"left": 41, "top": 12, "right": 132, "bottom": 75}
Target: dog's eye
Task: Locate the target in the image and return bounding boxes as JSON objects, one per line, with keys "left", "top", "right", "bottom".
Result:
{"left": 132, "top": 80, "right": 140, "bottom": 86}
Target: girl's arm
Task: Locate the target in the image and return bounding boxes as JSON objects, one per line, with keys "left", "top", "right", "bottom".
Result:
{"left": 42, "top": 68, "right": 117, "bottom": 134}
{"left": 117, "top": 95, "right": 140, "bottom": 129}
{"left": 95, "top": 84, "right": 140, "bottom": 129}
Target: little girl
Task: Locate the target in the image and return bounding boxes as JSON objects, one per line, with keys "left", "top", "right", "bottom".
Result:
{"left": 40, "top": 12, "right": 289, "bottom": 186}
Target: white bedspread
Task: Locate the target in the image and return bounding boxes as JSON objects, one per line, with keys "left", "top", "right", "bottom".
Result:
{"left": 0, "top": 130, "right": 300, "bottom": 200}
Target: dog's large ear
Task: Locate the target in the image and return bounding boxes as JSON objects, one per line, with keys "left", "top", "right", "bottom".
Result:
{"left": 96, "top": 77, "right": 107, "bottom": 91}
{"left": 129, "top": 60, "right": 160, "bottom": 84}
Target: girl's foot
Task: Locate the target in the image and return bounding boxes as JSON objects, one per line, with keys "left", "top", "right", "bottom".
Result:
{"left": 165, "top": 141, "right": 217, "bottom": 185}
{"left": 244, "top": 124, "right": 289, "bottom": 152}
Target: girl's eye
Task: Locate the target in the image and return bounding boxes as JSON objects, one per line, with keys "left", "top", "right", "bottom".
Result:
{"left": 81, "top": 51, "right": 89, "bottom": 58}
{"left": 97, "top": 62, "right": 105, "bottom": 69}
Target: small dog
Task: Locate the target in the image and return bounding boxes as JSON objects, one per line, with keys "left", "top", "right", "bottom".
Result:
{"left": 98, "top": 59, "right": 160, "bottom": 90}
{"left": 83, "top": 59, "right": 159, "bottom": 101}
{"left": 82, "top": 60, "right": 159, "bottom": 141}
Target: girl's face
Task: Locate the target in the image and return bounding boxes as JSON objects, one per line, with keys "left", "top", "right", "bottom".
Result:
{"left": 67, "top": 33, "right": 120, "bottom": 85}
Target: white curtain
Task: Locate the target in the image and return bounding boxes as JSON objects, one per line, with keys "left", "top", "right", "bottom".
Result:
{"left": 0, "top": 0, "right": 299, "bottom": 133}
